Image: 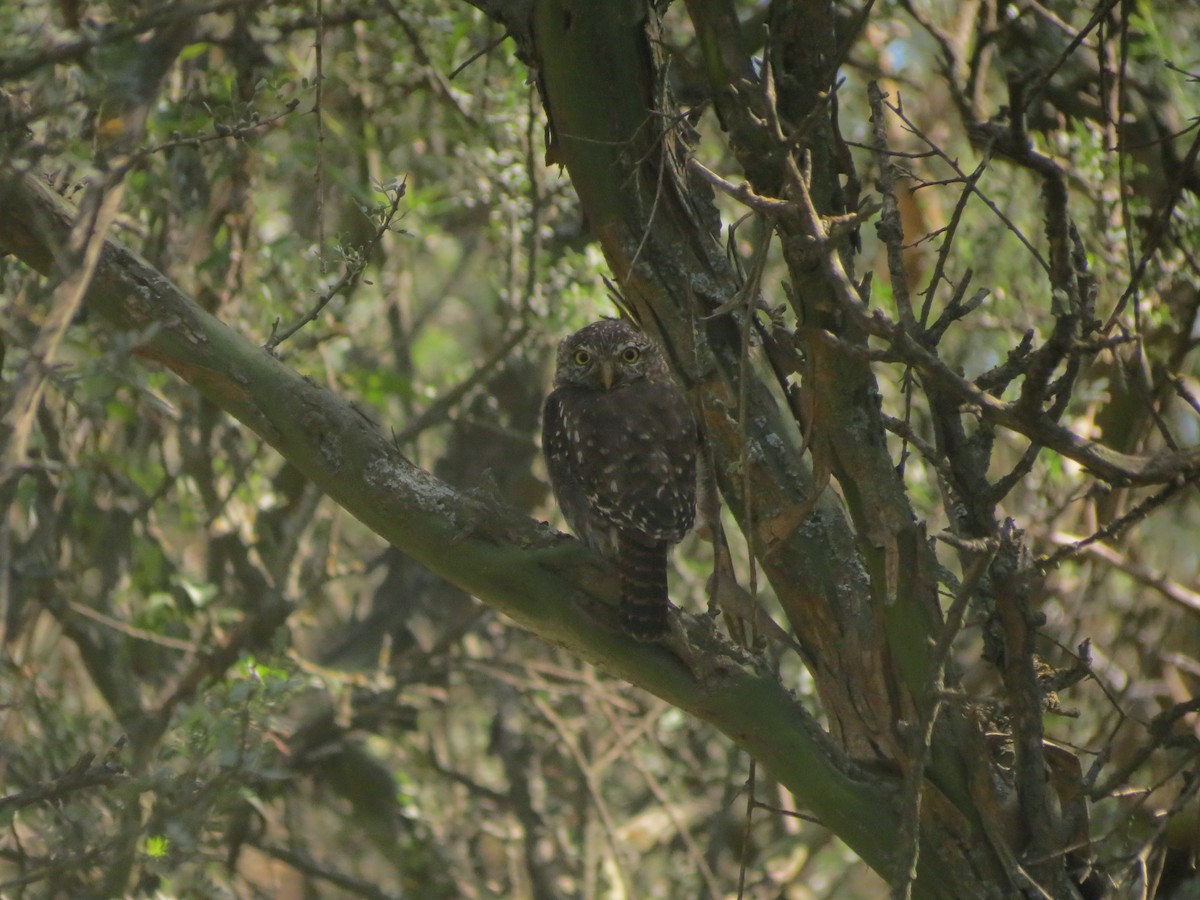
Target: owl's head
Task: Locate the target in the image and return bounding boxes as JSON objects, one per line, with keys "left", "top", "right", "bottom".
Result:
{"left": 553, "top": 318, "right": 663, "bottom": 391}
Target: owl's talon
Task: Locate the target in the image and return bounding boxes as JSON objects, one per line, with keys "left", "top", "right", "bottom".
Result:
{"left": 657, "top": 611, "right": 744, "bottom": 682}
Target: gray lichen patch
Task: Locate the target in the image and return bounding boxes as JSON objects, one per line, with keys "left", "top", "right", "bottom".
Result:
{"left": 365, "top": 455, "right": 460, "bottom": 524}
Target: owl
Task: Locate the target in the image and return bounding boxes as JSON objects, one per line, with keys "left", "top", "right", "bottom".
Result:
{"left": 542, "top": 318, "right": 697, "bottom": 639}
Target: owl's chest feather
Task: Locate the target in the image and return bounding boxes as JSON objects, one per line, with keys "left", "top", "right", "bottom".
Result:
{"left": 545, "top": 380, "right": 697, "bottom": 543}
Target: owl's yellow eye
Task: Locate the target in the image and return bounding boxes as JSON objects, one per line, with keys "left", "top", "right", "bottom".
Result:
{"left": 620, "top": 346, "right": 641, "bottom": 364}
{"left": 573, "top": 349, "right": 591, "bottom": 366}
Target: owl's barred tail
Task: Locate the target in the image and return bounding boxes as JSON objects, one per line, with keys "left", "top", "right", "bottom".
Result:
{"left": 617, "top": 533, "right": 670, "bottom": 640}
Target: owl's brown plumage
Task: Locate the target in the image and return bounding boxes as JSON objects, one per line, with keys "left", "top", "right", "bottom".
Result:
{"left": 542, "top": 318, "right": 697, "bottom": 639}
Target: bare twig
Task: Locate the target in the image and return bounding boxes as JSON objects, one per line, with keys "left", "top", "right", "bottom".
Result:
{"left": 1038, "top": 480, "right": 1193, "bottom": 570}
{"left": 314, "top": 0, "right": 326, "bottom": 273}
{"left": 1, "top": 173, "right": 128, "bottom": 483}
{"left": 1017, "top": 0, "right": 1124, "bottom": 125}
{"left": 867, "top": 81, "right": 916, "bottom": 331}
{"left": 886, "top": 99, "right": 1049, "bottom": 274}
{"left": 892, "top": 547, "right": 998, "bottom": 899}
{"left": 0, "top": 0, "right": 256, "bottom": 81}
{"left": 687, "top": 158, "right": 793, "bottom": 216}
{"left": 1089, "top": 699, "right": 1200, "bottom": 802}
{"left": 736, "top": 759, "right": 757, "bottom": 900}
{"left": 140, "top": 99, "right": 301, "bottom": 157}
{"left": 1047, "top": 532, "right": 1200, "bottom": 614}
{"left": 880, "top": 413, "right": 956, "bottom": 486}
{"left": 391, "top": 326, "right": 530, "bottom": 446}
{"left": 918, "top": 166, "right": 988, "bottom": 336}
{"left": 529, "top": 695, "right": 636, "bottom": 899}
{"left": 449, "top": 32, "right": 509, "bottom": 80}
{"left": 0, "top": 741, "right": 127, "bottom": 814}
{"left": 249, "top": 840, "right": 400, "bottom": 900}
{"left": 66, "top": 601, "right": 197, "bottom": 652}
{"left": 1103, "top": 124, "right": 1200, "bottom": 333}
{"left": 750, "top": 799, "right": 823, "bottom": 826}
{"left": 380, "top": 0, "right": 472, "bottom": 119}
{"left": 624, "top": 742, "right": 724, "bottom": 900}
{"left": 783, "top": 160, "right": 1200, "bottom": 486}
{"left": 266, "top": 180, "right": 407, "bottom": 350}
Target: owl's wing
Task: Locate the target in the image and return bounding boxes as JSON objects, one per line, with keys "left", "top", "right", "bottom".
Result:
{"left": 613, "top": 389, "right": 697, "bottom": 542}
{"left": 542, "top": 390, "right": 616, "bottom": 553}
{"left": 541, "top": 390, "right": 573, "bottom": 487}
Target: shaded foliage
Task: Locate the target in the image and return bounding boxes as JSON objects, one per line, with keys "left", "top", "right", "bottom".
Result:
{"left": 1, "top": 1, "right": 1198, "bottom": 897}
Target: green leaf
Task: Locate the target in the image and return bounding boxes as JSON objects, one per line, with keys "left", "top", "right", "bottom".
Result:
{"left": 145, "top": 835, "right": 170, "bottom": 858}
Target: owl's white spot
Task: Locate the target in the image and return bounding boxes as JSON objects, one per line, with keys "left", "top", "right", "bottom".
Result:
{"left": 609, "top": 479, "right": 619, "bottom": 493}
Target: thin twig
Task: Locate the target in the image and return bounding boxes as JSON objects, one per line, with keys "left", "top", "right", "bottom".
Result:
{"left": 249, "top": 840, "right": 400, "bottom": 900}
{"left": 886, "top": 99, "right": 1049, "bottom": 274}
{"left": 391, "top": 326, "right": 529, "bottom": 446}
{"left": 66, "top": 601, "right": 196, "bottom": 652}
{"left": 267, "top": 180, "right": 407, "bottom": 350}
{"left": 892, "top": 547, "right": 998, "bottom": 899}
{"left": 749, "top": 800, "right": 824, "bottom": 825}
{"left": 314, "top": 0, "right": 326, "bottom": 275}
{"left": 0, "top": 741, "right": 127, "bottom": 814}
{"left": 139, "top": 100, "right": 301, "bottom": 157}
{"left": 1017, "top": 0, "right": 1123, "bottom": 124}
{"left": 0, "top": 0, "right": 255, "bottom": 81}
{"left": 1, "top": 170, "right": 128, "bottom": 483}
{"left": 1048, "top": 533, "right": 1200, "bottom": 614}
{"left": 529, "top": 695, "right": 636, "bottom": 899}
{"left": 736, "top": 759, "right": 757, "bottom": 900}
{"left": 1103, "top": 124, "right": 1200, "bottom": 333}
{"left": 1038, "top": 480, "right": 1192, "bottom": 571}
{"left": 867, "top": 81, "right": 916, "bottom": 331}
{"left": 624, "top": 740, "right": 724, "bottom": 900}
{"left": 687, "top": 158, "right": 793, "bottom": 216}
{"left": 449, "top": 32, "right": 509, "bottom": 80}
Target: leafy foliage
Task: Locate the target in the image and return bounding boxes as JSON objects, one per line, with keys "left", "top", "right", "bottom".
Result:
{"left": 1, "top": 1, "right": 1199, "bottom": 897}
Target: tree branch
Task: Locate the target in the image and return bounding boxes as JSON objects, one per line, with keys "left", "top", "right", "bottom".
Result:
{"left": 0, "top": 158, "right": 902, "bottom": 886}
{"left": 0, "top": 745, "right": 127, "bottom": 814}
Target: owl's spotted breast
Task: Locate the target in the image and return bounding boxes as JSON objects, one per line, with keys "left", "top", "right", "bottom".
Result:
{"left": 547, "top": 379, "right": 695, "bottom": 541}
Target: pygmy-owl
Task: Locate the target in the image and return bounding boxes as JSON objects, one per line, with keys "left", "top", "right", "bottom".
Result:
{"left": 542, "top": 318, "right": 697, "bottom": 639}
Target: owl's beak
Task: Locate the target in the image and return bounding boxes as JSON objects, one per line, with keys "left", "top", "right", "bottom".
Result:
{"left": 599, "top": 360, "right": 615, "bottom": 390}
